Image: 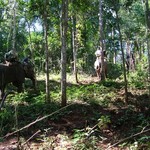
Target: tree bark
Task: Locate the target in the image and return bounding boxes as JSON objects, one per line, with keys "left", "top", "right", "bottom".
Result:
{"left": 12, "top": 0, "right": 17, "bottom": 51}
{"left": 72, "top": 16, "right": 78, "bottom": 83}
{"left": 43, "top": 0, "right": 50, "bottom": 102}
{"left": 115, "top": 9, "right": 128, "bottom": 103}
{"left": 99, "top": 0, "right": 105, "bottom": 80}
{"left": 61, "top": 0, "right": 68, "bottom": 107}
{"left": 6, "top": 0, "right": 17, "bottom": 52}
{"left": 145, "top": 0, "right": 150, "bottom": 99}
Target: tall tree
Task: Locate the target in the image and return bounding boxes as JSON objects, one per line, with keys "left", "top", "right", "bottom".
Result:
{"left": 6, "top": 0, "right": 17, "bottom": 52}
{"left": 71, "top": 15, "right": 78, "bottom": 83}
{"left": 145, "top": 0, "right": 150, "bottom": 98}
{"left": 114, "top": 1, "right": 128, "bottom": 103}
{"left": 61, "top": 0, "right": 68, "bottom": 107}
{"left": 43, "top": 0, "right": 50, "bottom": 102}
{"left": 12, "top": 0, "right": 17, "bottom": 51}
{"left": 99, "top": 0, "right": 105, "bottom": 80}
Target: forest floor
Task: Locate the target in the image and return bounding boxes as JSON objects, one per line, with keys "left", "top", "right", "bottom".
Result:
{"left": 0, "top": 76, "right": 150, "bottom": 150}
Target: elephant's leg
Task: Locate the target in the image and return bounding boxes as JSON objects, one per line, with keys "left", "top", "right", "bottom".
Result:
{"left": 26, "top": 69, "right": 36, "bottom": 89}
{"left": 0, "top": 87, "right": 6, "bottom": 109}
{"left": 18, "top": 85, "right": 23, "bottom": 93}
{"left": 32, "top": 78, "right": 36, "bottom": 90}
{"left": 17, "top": 83, "right": 24, "bottom": 93}
{"left": 30, "top": 76, "right": 36, "bottom": 89}
{"left": 13, "top": 82, "right": 23, "bottom": 93}
{"left": 0, "top": 86, "right": 5, "bottom": 99}
{"left": 0, "top": 91, "right": 3, "bottom": 100}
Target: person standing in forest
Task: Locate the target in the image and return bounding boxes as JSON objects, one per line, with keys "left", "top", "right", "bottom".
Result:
{"left": 22, "top": 55, "right": 32, "bottom": 65}
{"left": 94, "top": 47, "right": 102, "bottom": 78}
{"left": 95, "top": 46, "right": 102, "bottom": 57}
{"left": 4, "top": 50, "right": 18, "bottom": 65}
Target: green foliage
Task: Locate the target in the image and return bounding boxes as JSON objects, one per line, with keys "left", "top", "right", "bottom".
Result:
{"left": 98, "top": 115, "right": 111, "bottom": 130}
{"left": 127, "top": 58, "right": 148, "bottom": 89}
{"left": 0, "top": 108, "right": 14, "bottom": 135}
{"left": 67, "top": 79, "right": 121, "bottom": 108}
{"left": 72, "top": 129, "right": 98, "bottom": 150}
{"left": 107, "top": 63, "right": 122, "bottom": 79}
{"left": 0, "top": 90, "right": 59, "bottom": 136}
{"left": 128, "top": 72, "right": 147, "bottom": 89}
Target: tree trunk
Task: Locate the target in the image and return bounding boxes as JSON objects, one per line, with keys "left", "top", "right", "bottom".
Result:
{"left": 99, "top": 0, "right": 105, "bottom": 80}
{"left": 134, "top": 40, "right": 139, "bottom": 64}
{"left": 6, "top": 0, "right": 17, "bottom": 52}
{"left": 115, "top": 9, "right": 128, "bottom": 103}
{"left": 43, "top": 0, "right": 50, "bottom": 102}
{"left": 145, "top": 0, "right": 150, "bottom": 99}
{"left": 72, "top": 16, "right": 78, "bottom": 83}
{"left": 111, "top": 27, "right": 117, "bottom": 64}
{"left": 12, "top": 0, "right": 16, "bottom": 51}
{"left": 61, "top": 0, "right": 68, "bottom": 107}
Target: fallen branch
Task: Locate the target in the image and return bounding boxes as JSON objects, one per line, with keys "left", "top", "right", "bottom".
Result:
{"left": 2, "top": 103, "right": 74, "bottom": 139}
{"left": 107, "top": 128, "right": 150, "bottom": 149}
{"left": 86, "top": 123, "right": 99, "bottom": 138}
{"left": 21, "top": 130, "right": 41, "bottom": 146}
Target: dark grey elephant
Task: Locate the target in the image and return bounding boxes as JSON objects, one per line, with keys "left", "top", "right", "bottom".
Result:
{"left": 0, "top": 62, "right": 25, "bottom": 100}
{"left": 0, "top": 61, "right": 36, "bottom": 100}
{"left": 0, "top": 61, "right": 36, "bottom": 109}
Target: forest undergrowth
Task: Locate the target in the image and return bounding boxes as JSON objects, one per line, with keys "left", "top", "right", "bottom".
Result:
{"left": 0, "top": 72, "right": 150, "bottom": 150}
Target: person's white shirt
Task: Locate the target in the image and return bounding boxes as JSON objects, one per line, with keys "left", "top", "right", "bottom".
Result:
{"left": 94, "top": 57, "right": 101, "bottom": 69}
{"left": 95, "top": 49, "right": 102, "bottom": 57}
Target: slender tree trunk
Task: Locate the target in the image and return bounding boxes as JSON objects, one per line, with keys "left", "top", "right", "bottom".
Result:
{"left": 12, "top": 0, "right": 16, "bottom": 51}
{"left": 134, "top": 40, "right": 139, "bottom": 64}
{"left": 72, "top": 16, "right": 78, "bottom": 83}
{"left": 126, "top": 40, "right": 131, "bottom": 55}
{"left": 61, "top": 0, "right": 68, "bottom": 107}
{"left": 25, "top": 1, "right": 35, "bottom": 64}
{"left": 6, "top": 0, "right": 17, "bottom": 52}
{"left": 126, "top": 40, "right": 131, "bottom": 70}
{"left": 99, "top": 0, "right": 104, "bottom": 50}
{"left": 99, "top": 0, "right": 105, "bottom": 80}
{"left": 113, "top": 50, "right": 117, "bottom": 64}
{"left": 26, "top": 21, "right": 33, "bottom": 58}
{"left": 115, "top": 10, "right": 128, "bottom": 103}
{"left": 145, "top": 0, "right": 150, "bottom": 99}
{"left": 7, "top": 19, "right": 13, "bottom": 51}
{"left": 43, "top": 0, "right": 50, "bottom": 102}
{"left": 26, "top": 20, "right": 37, "bottom": 87}
{"left": 111, "top": 27, "right": 117, "bottom": 64}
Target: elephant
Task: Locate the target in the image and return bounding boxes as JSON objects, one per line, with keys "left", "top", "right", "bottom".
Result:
{"left": 0, "top": 61, "right": 36, "bottom": 109}
{"left": 0, "top": 61, "right": 36, "bottom": 98}
{"left": 0, "top": 62, "right": 25, "bottom": 100}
